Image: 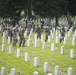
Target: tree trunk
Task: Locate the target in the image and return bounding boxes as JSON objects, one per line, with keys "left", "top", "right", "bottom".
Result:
{"left": 55, "top": 16, "right": 59, "bottom": 30}
{"left": 27, "top": 0, "right": 32, "bottom": 18}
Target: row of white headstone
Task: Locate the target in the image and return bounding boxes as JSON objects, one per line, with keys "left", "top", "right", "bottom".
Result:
{"left": 0, "top": 66, "right": 73, "bottom": 75}
{"left": 0, "top": 67, "right": 15, "bottom": 75}
{"left": 2, "top": 28, "right": 76, "bottom": 47}
{"left": 1, "top": 44, "right": 74, "bottom": 74}
{"left": 1, "top": 45, "right": 74, "bottom": 75}
{"left": 72, "top": 30, "right": 76, "bottom": 46}
{"left": 2, "top": 34, "right": 76, "bottom": 47}
{"left": 8, "top": 28, "right": 76, "bottom": 47}
{"left": 1, "top": 44, "right": 75, "bottom": 59}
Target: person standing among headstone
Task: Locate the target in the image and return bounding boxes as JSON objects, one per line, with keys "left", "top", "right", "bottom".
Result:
{"left": 40, "top": 19, "right": 44, "bottom": 31}
{"left": 35, "top": 25, "right": 42, "bottom": 39}
{"left": 31, "top": 20, "right": 35, "bottom": 32}
{"left": 59, "top": 26, "right": 65, "bottom": 43}
{"left": 19, "top": 26, "right": 25, "bottom": 46}
{"left": 27, "top": 24, "right": 31, "bottom": 36}
{"left": 45, "top": 26, "right": 50, "bottom": 42}
{"left": 9, "top": 26, "right": 13, "bottom": 43}
{"left": 7, "top": 26, "right": 13, "bottom": 42}
{"left": 12, "top": 25, "right": 18, "bottom": 46}
{"left": 68, "top": 19, "right": 73, "bottom": 30}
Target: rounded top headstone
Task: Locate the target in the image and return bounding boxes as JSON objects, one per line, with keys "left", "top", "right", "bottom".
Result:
{"left": 47, "top": 73, "right": 52, "bottom": 75}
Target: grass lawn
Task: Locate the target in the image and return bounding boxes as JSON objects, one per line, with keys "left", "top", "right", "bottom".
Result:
{"left": 0, "top": 31, "right": 76, "bottom": 75}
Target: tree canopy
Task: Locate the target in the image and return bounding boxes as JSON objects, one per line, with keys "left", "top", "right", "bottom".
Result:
{"left": 0, "top": 0, "right": 76, "bottom": 20}
{"left": 32, "top": 0, "right": 68, "bottom": 17}
{"left": 0, "top": 0, "right": 27, "bottom": 19}
{"left": 67, "top": 0, "right": 76, "bottom": 16}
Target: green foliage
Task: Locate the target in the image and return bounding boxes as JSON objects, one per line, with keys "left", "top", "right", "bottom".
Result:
{"left": 0, "top": 0, "right": 27, "bottom": 19}
{"left": 0, "top": 0, "right": 76, "bottom": 19}
{"left": 67, "top": 0, "right": 76, "bottom": 16}
{"left": 32, "top": 0, "right": 68, "bottom": 17}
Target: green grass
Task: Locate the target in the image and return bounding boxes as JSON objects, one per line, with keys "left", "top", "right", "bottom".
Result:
{"left": 0, "top": 31, "right": 76, "bottom": 75}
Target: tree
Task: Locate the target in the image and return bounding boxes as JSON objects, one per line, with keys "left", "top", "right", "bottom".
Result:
{"left": 0, "top": 0, "right": 27, "bottom": 22}
{"left": 67, "top": 0, "right": 76, "bottom": 16}
{"left": 32, "top": 0, "right": 68, "bottom": 29}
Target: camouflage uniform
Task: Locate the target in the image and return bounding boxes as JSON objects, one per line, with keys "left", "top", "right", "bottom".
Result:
{"left": 7, "top": 26, "right": 13, "bottom": 43}
{"left": 19, "top": 27, "right": 25, "bottom": 46}
{"left": 60, "top": 27, "right": 65, "bottom": 43}
{"left": 35, "top": 25, "right": 42, "bottom": 39}
{"left": 12, "top": 26, "right": 18, "bottom": 46}
{"left": 45, "top": 27, "right": 50, "bottom": 42}
{"left": 27, "top": 25, "right": 31, "bottom": 36}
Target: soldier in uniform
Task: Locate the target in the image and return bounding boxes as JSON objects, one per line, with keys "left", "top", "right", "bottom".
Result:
{"left": 12, "top": 25, "right": 18, "bottom": 46}
{"left": 35, "top": 25, "right": 42, "bottom": 39}
{"left": 19, "top": 26, "right": 25, "bottom": 46}
{"left": 45, "top": 26, "right": 50, "bottom": 42}
{"left": 27, "top": 24, "right": 31, "bottom": 36}
{"left": 60, "top": 26, "right": 65, "bottom": 43}
{"left": 7, "top": 26, "right": 13, "bottom": 43}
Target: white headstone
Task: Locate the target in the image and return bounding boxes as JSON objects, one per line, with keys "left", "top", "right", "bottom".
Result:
{"left": 53, "top": 28, "right": 55, "bottom": 33}
{"left": 2, "top": 36, "right": 4, "bottom": 43}
{"left": 11, "top": 68, "right": 15, "bottom": 75}
{"left": 44, "top": 62, "right": 48, "bottom": 73}
{"left": 1, "top": 67, "right": 5, "bottom": 75}
{"left": 2, "top": 44, "right": 5, "bottom": 52}
{"left": 3, "top": 32, "right": 5, "bottom": 37}
{"left": 25, "top": 52, "right": 28, "bottom": 62}
{"left": 58, "top": 33, "right": 60, "bottom": 39}
{"left": 17, "top": 49, "right": 20, "bottom": 58}
{"left": 9, "top": 46, "right": 12, "bottom": 54}
{"left": 8, "top": 37, "right": 11, "bottom": 44}
{"left": 33, "top": 71, "right": 38, "bottom": 75}
{"left": 74, "top": 29, "right": 76, "bottom": 38}
{"left": 61, "top": 46, "right": 64, "bottom": 55}
{"left": 28, "top": 34, "right": 31, "bottom": 40}
{"left": 24, "top": 30, "right": 27, "bottom": 37}
{"left": 54, "top": 66, "right": 59, "bottom": 75}
{"left": 73, "top": 34, "right": 75, "bottom": 39}
{"left": 68, "top": 67, "right": 72, "bottom": 75}
{"left": 30, "top": 31, "right": 32, "bottom": 36}
{"left": 65, "top": 33, "right": 68, "bottom": 41}
{"left": 56, "top": 36, "right": 59, "bottom": 43}
{"left": 68, "top": 31, "right": 70, "bottom": 37}
{"left": 68, "top": 27, "right": 73, "bottom": 37}
{"left": 35, "top": 34, "right": 37, "bottom": 41}
{"left": 56, "top": 30, "right": 58, "bottom": 35}
{"left": 41, "top": 35, "right": 44, "bottom": 42}
{"left": 42, "top": 42, "right": 46, "bottom": 49}
{"left": 51, "top": 33, "right": 54, "bottom": 39}
{"left": 34, "top": 57, "right": 38, "bottom": 67}
{"left": 27, "top": 39, "right": 30, "bottom": 46}
{"left": 34, "top": 40, "right": 38, "bottom": 48}
{"left": 17, "top": 36, "right": 20, "bottom": 40}
{"left": 50, "top": 30, "right": 52, "bottom": 34}
{"left": 64, "top": 37, "right": 67, "bottom": 44}
{"left": 70, "top": 49, "right": 74, "bottom": 59}
{"left": 72, "top": 38, "right": 75, "bottom": 46}
{"left": 51, "top": 43, "right": 54, "bottom": 52}
{"left": 48, "top": 35, "right": 51, "bottom": 42}
{"left": 75, "top": 29, "right": 76, "bottom": 34}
